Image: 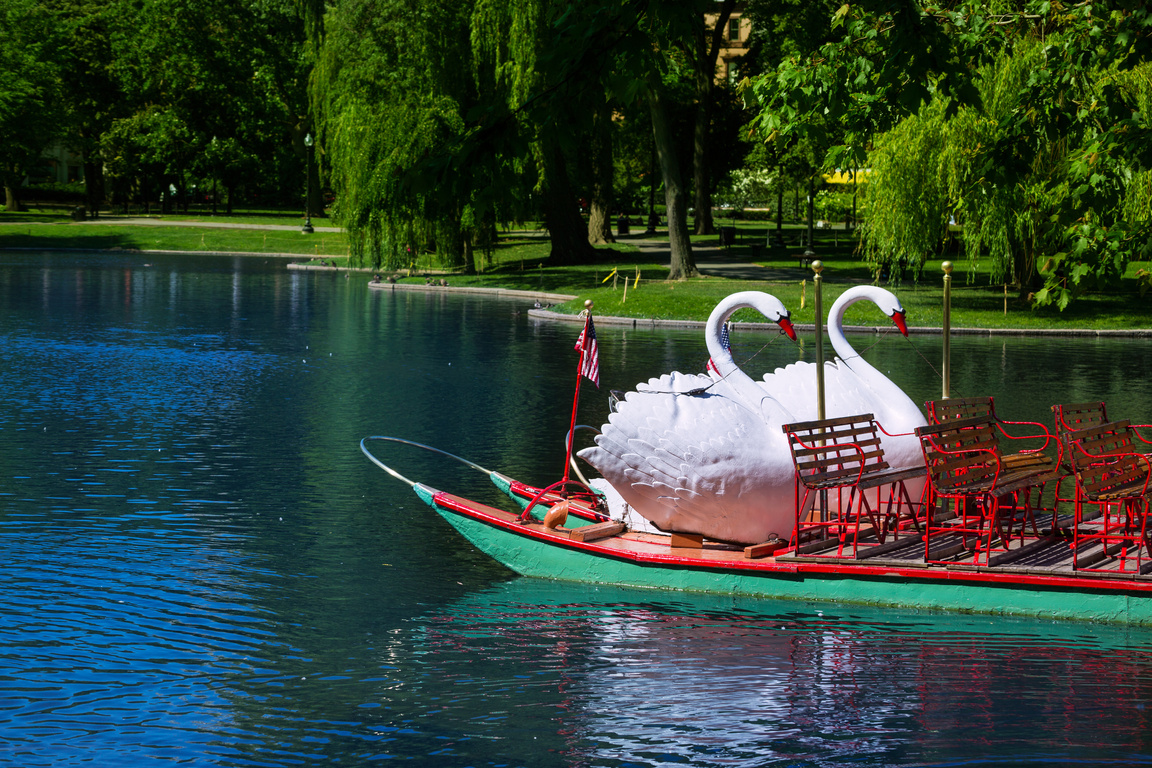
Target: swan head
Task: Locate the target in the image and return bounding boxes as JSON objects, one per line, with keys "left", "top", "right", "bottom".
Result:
{"left": 706, "top": 292, "right": 795, "bottom": 377}
{"left": 872, "top": 290, "right": 909, "bottom": 337}
{"left": 891, "top": 309, "right": 908, "bottom": 337}
{"left": 831, "top": 285, "right": 909, "bottom": 336}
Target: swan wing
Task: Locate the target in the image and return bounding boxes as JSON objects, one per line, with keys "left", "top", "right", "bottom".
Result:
{"left": 578, "top": 387, "right": 796, "bottom": 544}
{"left": 636, "top": 370, "right": 713, "bottom": 394}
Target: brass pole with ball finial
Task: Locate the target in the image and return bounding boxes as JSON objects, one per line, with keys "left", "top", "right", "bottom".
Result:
{"left": 942, "top": 261, "right": 953, "bottom": 399}
{"left": 812, "top": 260, "right": 825, "bottom": 420}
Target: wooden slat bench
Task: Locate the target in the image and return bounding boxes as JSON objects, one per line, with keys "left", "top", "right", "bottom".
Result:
{"left": 1064, "top": 420, "right": 1152, "bottom": 574}
{"left": 925, "top": 396, "right": 1054, "bottom": 471}
{"left": 783, "top": 413, "right": 925, "bottom": 559}
{"left": 916, "top": 415, "right": 1059, "bottom": 566}
{"left": 1052, "top": 402, "right": 1152, "bottom": 530}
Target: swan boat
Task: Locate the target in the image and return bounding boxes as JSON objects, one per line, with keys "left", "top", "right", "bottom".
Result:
{"left": 361, "top": 296, "right": 1152, "bottom": 627}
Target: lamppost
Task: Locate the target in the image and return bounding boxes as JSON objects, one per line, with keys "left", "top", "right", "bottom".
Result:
{"left": 302, "top": 133, "right": 314, "bottom": 234}
{"left": 210, "top": 136, "right": 218, "bottom": 216}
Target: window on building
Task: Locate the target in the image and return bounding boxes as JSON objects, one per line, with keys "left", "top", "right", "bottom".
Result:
{"left": 727, "top": 59, "right": 741, "bottom": 86}
{"left": 728, "top": 17, "right": 740, "bottom": 41}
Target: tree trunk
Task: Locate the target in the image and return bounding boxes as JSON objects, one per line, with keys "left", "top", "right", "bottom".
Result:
{"left": 806, "top": 175, "right": 815, "bottom": 253}
{"left": 774, "top": 187, "right": 784, "bottom": 245}
{"left": 646, "top": 139, "right": 658, "bottom": 232}
{"left": 463, "top": 236, "right": 476, "bottom": 275}
{"left": 4, "top": 185, "right": 20, "bottom": 213}
{"left": 587, "top": 103, "right": 615, "bottom": 245}
{"left": 692, "top": 0, "right": 735, "bottom": 236}
{"left": 307, "top": 145, "right": 324, "bottom": 218}
{"left": 588, "top": 200, "right": 613, "bottom": 245}
{"left": 542, "top": 143, "right": 595, "bottom": 265}
{"left": 649, "top": 82, "right": 697, "bottom": 280}
{"left": 84, "top": 161, "right": 103, "bottom": 218}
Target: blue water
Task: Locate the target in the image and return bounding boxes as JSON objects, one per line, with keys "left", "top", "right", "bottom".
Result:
{"left": 1, "top": 250, "right": 1152, "bottom": 766}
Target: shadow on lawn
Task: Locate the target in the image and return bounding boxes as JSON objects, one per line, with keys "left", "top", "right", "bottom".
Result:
{"left": 0, "top": 230, "right": 142, "bottom": 251}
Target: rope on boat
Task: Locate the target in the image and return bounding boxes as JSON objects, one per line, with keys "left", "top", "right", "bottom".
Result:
{"left": 360, "top": 436, "right": 494, "bottom": 488}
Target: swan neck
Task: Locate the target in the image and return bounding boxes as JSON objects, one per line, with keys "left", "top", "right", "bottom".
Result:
{"left": 705, "top": 297, "right": 746, "bottom": 379}
{"left": 827, "top": 292, "right": 861, "bottom": 363}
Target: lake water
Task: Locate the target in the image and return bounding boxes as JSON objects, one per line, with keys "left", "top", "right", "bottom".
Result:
{"left": 2, "top": 250, "right": 1152, "bottom": 767}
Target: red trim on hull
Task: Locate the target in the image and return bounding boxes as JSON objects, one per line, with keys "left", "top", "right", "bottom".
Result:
{"left": 506, "top": 479, "right": 607, "bottom": 522}
{"left": 431, "top": 491, "right": 1152, "bottom": 596}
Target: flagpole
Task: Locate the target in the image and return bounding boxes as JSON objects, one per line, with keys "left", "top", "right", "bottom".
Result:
{"left": 564, "top": 300, "right": 594, "bottom": 482}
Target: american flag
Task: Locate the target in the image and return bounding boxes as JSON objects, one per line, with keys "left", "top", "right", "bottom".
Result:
{"left": 705, "top": 322, "right": 731, "bottom": 376}
{"left": 574, "top": 316, "right": 600, "bottom": 387}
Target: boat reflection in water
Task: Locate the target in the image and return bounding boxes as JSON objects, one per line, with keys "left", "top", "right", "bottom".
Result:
{"left": 418, "top": 578, "right": 1152, "bottom": 766}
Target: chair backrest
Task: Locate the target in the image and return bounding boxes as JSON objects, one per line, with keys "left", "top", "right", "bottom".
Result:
{"left": 1052, "top": 402, "right": 1109, "bottom": 437}
{"left": 782, "top": 413, "right": 887, "bottom": 488}
{"left": 914, "top": 416, "right": 1001, "bottom": 492}
{"left": 925, "top": 396, "right": 995, "bottom": 425}
{"left": 1064, "top": 420, "right": 1146, "bottom": 500}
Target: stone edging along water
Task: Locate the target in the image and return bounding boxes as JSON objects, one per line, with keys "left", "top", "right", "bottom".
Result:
{"left": 367, "top": 279, "right": 1152, "bottom": 338}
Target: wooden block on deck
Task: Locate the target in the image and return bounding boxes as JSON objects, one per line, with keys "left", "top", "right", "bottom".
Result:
{"left": 568, "top": 520, "right": 624, "bottom": 542}
{"left": 671, "top": 532, "right": 704, "bottom": 549}
{"left": 744, "top": 540, "right": 788, "bottom": 559}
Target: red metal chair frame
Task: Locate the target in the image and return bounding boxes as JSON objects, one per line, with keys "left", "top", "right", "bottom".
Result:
{"left": 925, "top": 396, "right": 1054, "bottom": 470}
{"left": 783, "top": 414, "right": 924, "bottom": 559}
{"left": 915, "top": 415, "right": 1058, "bottom": 565}
{"left": 1053, "top": 403, "right": 1152, "bottom": 531}
{"left": 1063, "top": 420, "right": 1152, "bottom": 574}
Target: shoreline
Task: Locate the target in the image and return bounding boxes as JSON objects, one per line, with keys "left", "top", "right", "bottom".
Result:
{"left": 5, "top": 245, "right": 1150, "bottom": 337}
{"left": 367, "top": 280, "right": 1152, "bottom": 337}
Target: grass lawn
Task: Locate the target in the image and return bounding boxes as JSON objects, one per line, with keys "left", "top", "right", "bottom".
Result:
{"left": 384, "top": 223, "right": 1152, "bottom": 331}
{"left": 0, "top": 219, "right": 349, "bottom": 257}
{"left": 4, "top": 210, "right": 1150, "bottom": 330}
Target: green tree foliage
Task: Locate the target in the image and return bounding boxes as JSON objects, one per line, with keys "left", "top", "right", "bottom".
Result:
{"left": 740, "top": 0, "right": 866, "bottom": 245}
{"left": 0, "top": 0, "right": 66, "bottom": 211}
{"left": 42, "top": 0, "right": 126, "bottom": 216}
{"left": 751, "top": 1, "right": 1152, "bottom": 308}
{"left": 858, "top": 100, "right": 950, "bottom": 279}
{"left": 316, "top": 0, "right": 487, "bottom": 270}
{"left": 95, "top": 0, "right": 307, "bottom": 213}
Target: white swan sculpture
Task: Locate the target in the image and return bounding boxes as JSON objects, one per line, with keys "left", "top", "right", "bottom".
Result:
{"left": 762, "top": 285, "right": 927, "bottom": 471}
{"left": 578, "top": 292, "right": 801, "bottom": 545}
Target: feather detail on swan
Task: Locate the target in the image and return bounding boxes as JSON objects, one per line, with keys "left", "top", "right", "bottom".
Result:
{"left": 578, "top": 292, "right": 800, "bottom": 544}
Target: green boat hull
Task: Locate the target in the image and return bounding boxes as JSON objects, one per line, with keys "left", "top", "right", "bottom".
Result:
{"left": 425, "top": 489, "right": 1152, "bottom": 627}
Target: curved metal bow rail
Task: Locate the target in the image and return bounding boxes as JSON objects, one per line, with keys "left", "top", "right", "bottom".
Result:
{"left": 360, "top": 435, "right": 493, "bottom": 488}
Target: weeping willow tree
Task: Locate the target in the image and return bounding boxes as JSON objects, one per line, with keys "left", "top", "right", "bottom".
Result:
{"left": 942, "top": 43, "right": 1073, "bottom": 295}
{"left": 316, "top": 0, "right": 500, "bottom": 271}
{"left": 858, "top": 99, "right": 950, "bottom": 280}
{"left": 469, "top": 0, "right": 599, "bottom": 265}
{"left": 863, "top": 45, "right": 1061, "bottom": 287}
{"left": 318, "top": 0, "right": 620, "bottom": 269}
{"left": 754, "top": 2, "right": 1152, "bottom": 308}
{"left": 864, "top": 37, "right": 1152, "bottom": 302}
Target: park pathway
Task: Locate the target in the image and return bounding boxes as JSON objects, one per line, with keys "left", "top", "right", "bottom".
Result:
{"left": 70, "top": 215, "right": 342, "bottom": 233}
